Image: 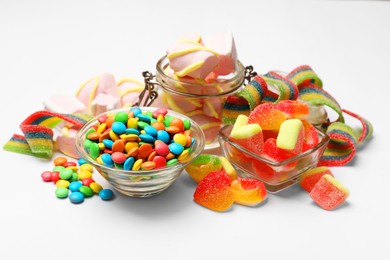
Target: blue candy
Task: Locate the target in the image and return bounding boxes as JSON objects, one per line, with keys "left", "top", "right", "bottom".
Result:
{"left": 144, "top": 125, "right": 158, "bottom": 137}
{"left": 123, "top": 157, "right": 135, "bottom": 170}
{"left": 69, "top": 191, "right": 84, "bottom": 204}
{"left": 99, "top": 189, "right": 114, "bottom": 201}
{"left": 169, "top": 143, "right": 184, "bottom": 155}
{"left": 77, "top": 158, "right": 87, "bottom": 165}
{"left": 137, "top": 113, "right": 151, "bottom": 123}
{"left": 125, "top": 128, "right": 140, "bottom": 135}
{"left": 102, "top": 139, "right": 114, "bottom": 149}
{"left": 69, "top": 181, "right": 83, "bottom": 192}
{"left": 130, "top": 107, "right": 142, "bottom": 117}
{"left": 139, "top": 133, "right": 156, "bottom": 143}
{"left": 111, "top": 122, "right": 126, "bottom": 134}
{"left": 157, "top": 130, "right": 170, "bottom": 144}
{"left": 101, "top": 153, "right": 114, "bottom": 167}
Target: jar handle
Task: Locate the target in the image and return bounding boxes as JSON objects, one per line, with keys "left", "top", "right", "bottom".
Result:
{"left": 133, "top": 71, "right": 159, "bottom": 107}
{"left": 244, "top": 65, "right": 258, "bottom": 85}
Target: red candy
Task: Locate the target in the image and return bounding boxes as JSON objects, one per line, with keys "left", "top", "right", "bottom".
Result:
{"left": 194, "top": 171, "right": 234, "bottom": 212}
{"left": 248, "top": 103, "right": 286, "bottom": 130}
{"left": 310, "top": 174, "right": 350, "bottom": 210}
{"left": 299, "top": 166, "right": 334, "bottom": 192}
{"left": 51, "top": 171, "right": 61, "bottom": 183}
{"left": 231, "top": 178, "right": 267, "bottom": 206}
{"left": 41, "top": 171, "right": 53, "bottom": 182}
{"left": 111, "top": 152, "right": 127, "bottom": 164}
{"left": 82, "top": 178, "right": 95, "bottom": 187}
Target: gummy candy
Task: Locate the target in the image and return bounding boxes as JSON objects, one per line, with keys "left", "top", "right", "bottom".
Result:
{"left": 231, "top": 178, "right": 267, "bottom": 206}
{"left": 299, "top": 166, "right": 334, "bottom": 192}
{"left": 310, "top": 174, "right": 350, "bottom": 210}
{"left": 276, "top": 119, "right": 304, "bottom": 155}
{"left": 185, "top": 154, "right": 223, "bottom": 183}
{"left": 230, "top": 114, "right": 264, "bottom": 153}
{"left": 248, "top": 103, "right": 286, "bottom": 131}
{"left": 193, "top": 171, "right": 234, "bottom": 212}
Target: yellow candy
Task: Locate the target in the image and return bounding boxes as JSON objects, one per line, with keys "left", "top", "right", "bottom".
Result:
{"left": 109, "top": 130, "right": 119, "bottom": 141}
{"left": 66, "top": 166, "right": 79, "bottom": 173}
{"left": 56, "top": 179, "right": 70, "bottom": 188}
{"left": 90, "top": 182, "right": 103, "bottom": 193}
{"left": 125, "top": 141, "right": 139, "bottom": 153}
{"left": 78, "top": 170, "right": 92, "bottom": 180}
{"left": 127, "top": 118, "right": 138, "bottom": 129}
{"left": 132, "top": 159, "right": 143, "bottom": 170}
{"left": 177, "top": 149, "right": 189, "bottom": 161}
{"left": 219, "top": 156, "right": 237, "bottom": 180}
{"left": 80, "top": 164, "right": 94, "bottom": 173}
{"left": 173, "top": 133, "right": 187, "bottom": 146}
{"left": 97, "top": 123, "right": 107, "bottom": 134}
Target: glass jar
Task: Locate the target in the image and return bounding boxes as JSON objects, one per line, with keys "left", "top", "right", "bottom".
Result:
{"left": 153, "top": 55, "right": 246, "bottom": 150}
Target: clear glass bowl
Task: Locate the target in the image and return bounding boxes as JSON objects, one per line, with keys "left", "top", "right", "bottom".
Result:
{"left": 154, "top": 55, "right": 246, "bottom": 150}
{"left": 218, "top": 124, "right": 330, "bottom": 193}
{"left": 75, "top": 107, "right": 205, "bottom": 198}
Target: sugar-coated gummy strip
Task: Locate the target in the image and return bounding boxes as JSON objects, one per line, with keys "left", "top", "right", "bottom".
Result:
{"left": 3, "top": 111, "right": 91, "bottom": 159}
{"left": 237, "top": 76, "right": 268, "bottom": 110}
{"left": 286, "top": 65, "right": 323, "bottom": 88}
{"left": 319, "top": 122, "right": 358, "bottom": 166}
{"left": 342, "top": 109, "right": 373, "bottom": 143}
{"left": 260, "top": 71, "right": 299, "bottom": 102}
{"left": 298, "top": 83, "right": 344, "bottom": 123}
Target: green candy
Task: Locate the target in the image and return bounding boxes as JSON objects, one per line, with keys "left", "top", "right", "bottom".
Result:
{"left": 53, "top": 166, "right": 65, "bottom": 172}
{"left": 137, "top": 121, "right": 149, "bottom": 130}
{"left": 89, "top": 142, "right": 100, "bottom": 159}
{"left": 83, "top": 139, "right": 94, "bottom": 150}
{"left": 55, "top": 187, "right": 69, "bottom": 198}
{"left": 164, "top": 115, "right": 174, "bottom": 127}
{"left": 79, "top": 186, "right": 93, "bottom": 197}
{"left": 183, "top": 118, "right": 191, "bottom": 130}
{"left": 115, "top": 111, "right": 129, "bottom": 124}
{"left": 167, "top": 158, "right": 179, "bottom": 167}
{"left": 59, "top": 168, "right": 73, "bottom": 180}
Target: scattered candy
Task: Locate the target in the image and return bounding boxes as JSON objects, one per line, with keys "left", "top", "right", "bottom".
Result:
{"left": 185, "top": 154, "right": 223, "bottom": 183}
{"left": 231, "top": 178, "right": 267, "bottom": 206}
{"left": 194, "top": 171, "right": 235, "bottom": 212}
{"left": 310, "top": 174, "right": 350, "bottom": 210}
{"left": 41, "top": 156, "right": 114, "bottom": 204}
{"left": 299, "top": 166, "right": 334, "bottom": 193}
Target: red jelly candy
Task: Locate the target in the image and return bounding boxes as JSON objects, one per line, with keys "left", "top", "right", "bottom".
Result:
{"left": 310, "top": 174, "right": 350, "bottom": 210}
{"left": 248, "top": 103, "right": 286, "bottom": 131}
{"left": 194, "top": 171, "right": 234, "bottom": 212}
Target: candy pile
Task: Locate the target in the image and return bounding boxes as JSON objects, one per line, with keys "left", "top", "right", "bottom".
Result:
{"left": 300, "top": 166, "right": 349, "bottom": 210}
{"left": 229, "top": 100, "right": 316, "bottom": 164}
{"left": 83, "top": 107, "right": 195, "bottom": 170}
{"left": 186, "top": 154, "right": 267, "bottom": 212}
{"left": 41, "top": 156, "right": 114, "bottom": 204}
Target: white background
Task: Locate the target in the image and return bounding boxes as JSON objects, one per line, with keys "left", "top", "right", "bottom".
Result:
{"left": 1, "top": 0, "right": 389, "bottom": 259}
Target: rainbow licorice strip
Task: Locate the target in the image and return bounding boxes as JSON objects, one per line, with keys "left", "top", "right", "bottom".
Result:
{"left": 237, "top": 76, "right": 268, "bottom": 110}
{"left": 3, "top": 111, "right": 90, "bottom": 159}
{"left": 260, "top": 71, "right": 299, "bottom": 102}
{"left": 287, "top": 65, "right": 323, "bottom": 88}
{"left": 222, "top": 65, "right": 373, "bottom": 167}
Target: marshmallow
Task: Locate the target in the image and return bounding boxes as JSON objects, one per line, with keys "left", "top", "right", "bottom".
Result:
{"left": 90, "top": 93, "right": 121, "bottom": 116}
{"left": 167, "top": 42, "right": 219, "bottom": 79}
{"left": 202, "top": 31, "right": 237, "bottom": 76}
{"left": 43, "top": 94, "right": 87, "bottom": 114}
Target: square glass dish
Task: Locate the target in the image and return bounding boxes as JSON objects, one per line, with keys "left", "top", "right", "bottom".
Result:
{"left": 218, "top": 124, "right": 330, "bottom": 193}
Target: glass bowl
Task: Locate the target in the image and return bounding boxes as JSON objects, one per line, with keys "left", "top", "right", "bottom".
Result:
{"left": 75, "top": 107, "right": 205, "bottom": 198}
{"left": 218, "top": 124, "right": 330, "bottom": 193}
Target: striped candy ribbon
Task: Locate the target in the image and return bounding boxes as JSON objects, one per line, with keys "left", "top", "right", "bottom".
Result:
{"left": 3, "top": 111, "right": 91, "bottom": 159}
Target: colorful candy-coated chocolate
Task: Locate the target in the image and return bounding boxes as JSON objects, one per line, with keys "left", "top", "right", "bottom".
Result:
{"left": 69, "top": 191, "right": 84, "bottom": 204}
{"left": 310, "top": 174, "right": 350, "bottom": 210}
{"left": 99, "top": 189, "right": 114, "bottom": 200}
{"left": 299, "top": 166, "right": 334, "bottom": 192}
{"left": 55, "top": 187, "right": 69, "bottom": 198}
{"left": 69, "top": 181, "right": 83, "bottom": 192}
{"left": 41, "top": 171, "right": 52, "bottom": 182}
{"left": 194, "top": 171, "right": 234, "bottom": 212}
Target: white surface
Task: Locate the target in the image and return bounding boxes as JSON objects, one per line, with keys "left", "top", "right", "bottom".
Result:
{"left": 0, "top": 0, "right": 389, "bottom": 259}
